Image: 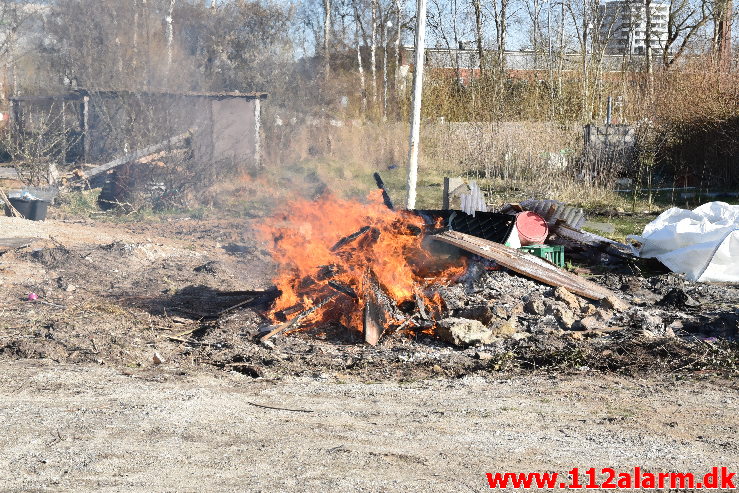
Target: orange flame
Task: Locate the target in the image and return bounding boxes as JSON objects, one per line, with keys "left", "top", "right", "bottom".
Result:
{"left": 259, "top": 190, "right": 466, "bottom": 334}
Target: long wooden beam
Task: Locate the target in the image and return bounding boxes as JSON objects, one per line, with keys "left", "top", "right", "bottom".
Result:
{"left": 80, "top": 130, "right": 192, "bottom": 180}
{"left": 432, "top": 230, "right": 620, "bottom": 301}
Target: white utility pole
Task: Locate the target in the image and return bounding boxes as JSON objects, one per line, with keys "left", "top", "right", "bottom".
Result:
{"left": 405, "top": 0, "right": 427, "bottom": 210}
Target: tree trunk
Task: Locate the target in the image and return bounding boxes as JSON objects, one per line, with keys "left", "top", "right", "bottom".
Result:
{"left": 493, "top": 0, "right": 508, "bottom": 72}
{"left": 371, "top": 0, "right": 378, "bottom": 105}
{"left": 323, "top": 0, "right": 331, "bottom": 81}
{"left": 166, "top": 0, "right": 177, "bottom": 70}
{"left": 645, "top": 0, "right": 653, "bottom": 75}
{"left": 558, "top": 1, "right": 564, "bottom": 98}
{"left": 394, "top": 0, "right": 402, "bottom": 84}
{"left": 357, "top": 36, "right": 367, "bottom": 114}
{"left": 472, "top": 0, "right": 484, "bottom": 74}
{"left": 382, "top": 19, "right": 389, "bottom": 119}
{"left": 582, "top": 0, "right": 589, "bottom": 121}
{"left": 715, "top": 0, "right": 733, "bottom": 71}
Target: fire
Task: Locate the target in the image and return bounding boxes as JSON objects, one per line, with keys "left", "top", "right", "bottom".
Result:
{"left": 259, "top": 190, "right": 466, "bottom": 336}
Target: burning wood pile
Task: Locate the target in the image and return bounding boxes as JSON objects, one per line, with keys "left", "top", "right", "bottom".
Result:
{"left": 258, "top": 185, "right": 628, "bottom": 347}
{"left": 259, "top": 190, "right": 467, "bottom": 345}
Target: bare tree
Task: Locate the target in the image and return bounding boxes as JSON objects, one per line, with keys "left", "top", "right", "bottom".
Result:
{"left": 645, "top": 0, "right": 653, "bottom": 75}
{"left": 492, "top": 0, "right": 511, "bottom": 72}
{"left": 394, "top": 0, "right": 403, "bottom": 82}
{"left": 662, "top": 0, "right": 712, "bottom": 67}
{"left": 166, "top": 0, "right": 177, "bottom": 70}
{"left": 472, "top": 0, "right": 485, "bottom": 72}
{"left": 352, "top": 0, "right": 369, "bottom": 113}
{"left": 713, "top": 0, "right": 733, "bottom": 69}
{"left": 324, "top": 0, "right": 332, "bottom": 81}
{"left": 371, "top": 0, "right": 378, "bottom": 104}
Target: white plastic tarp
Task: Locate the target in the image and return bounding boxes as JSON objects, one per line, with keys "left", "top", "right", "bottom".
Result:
{"left": 627, "top": 201, "right": 739, "bottom": 282}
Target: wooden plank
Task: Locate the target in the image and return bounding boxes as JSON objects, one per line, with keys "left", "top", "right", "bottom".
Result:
{"left": 0, "top": 188, "right": 20, "bottom": 217}
{"left": 80, "top": 130, "right": 192, "bottom": 179}
{"left": 552, "top": 222, "right": 634, "bottom": 258}
{"left": 0, "top": 237, "right": 35, "bottom": 253}
{"left": 259, "top": 295, "right": 336, "bottom": 342}
{"left": 363, "top": 272, "right": 396, "bottom": 346}
{"left": 431, "top": 231, "right": 619, "bottom": 301}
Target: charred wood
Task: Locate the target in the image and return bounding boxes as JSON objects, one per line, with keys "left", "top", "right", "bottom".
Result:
{"left": 330, "top": 226, "right": 371, "bottom": 252}
{"left": 362, "top": 271, "right": 398, "bottom": 346}
{"left": 327, "top": 280, "right": 358, "bottom": 299}
{"left": 373, "top": 172, "right": 394, "bottom": 210}
{"left": 260, "top": 295, "right": 337, "bottom": 342}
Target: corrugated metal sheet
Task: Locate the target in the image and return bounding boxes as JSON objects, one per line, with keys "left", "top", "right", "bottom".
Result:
{"left": 519, "top": 199, "right": 586, "bottom": 230}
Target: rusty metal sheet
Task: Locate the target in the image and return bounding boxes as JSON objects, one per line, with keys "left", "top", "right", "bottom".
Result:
{"left": 432, "top": 231, "right": 619, "bottom": 301}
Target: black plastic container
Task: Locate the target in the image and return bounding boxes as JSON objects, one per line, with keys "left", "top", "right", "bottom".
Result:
{"left": 4, "top": 197, "right": 49, "bottom": 221}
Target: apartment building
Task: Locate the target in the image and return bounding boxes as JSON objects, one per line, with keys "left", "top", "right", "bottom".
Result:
{"left": 598, "top": 0, "right": 669, "bottom": 55}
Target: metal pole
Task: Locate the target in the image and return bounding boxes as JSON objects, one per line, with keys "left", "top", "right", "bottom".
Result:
{"left": 405, "top": 0, "right": 427, "bottom": 210}
{"left": 82, "top": 95, "right": 90, "bottom": 163}
{"left": 254, "top": 98, "right": 262, "bottom": 167}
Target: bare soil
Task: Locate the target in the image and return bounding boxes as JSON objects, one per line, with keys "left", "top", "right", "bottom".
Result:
{"left": 1, "top": 215, "right": 737, "bottom": 377}
{"left": 1, "top": 215, "right": 738, "bottom": 490}
{"left": 0, "top": 361, "right": 737, "bottom": 491}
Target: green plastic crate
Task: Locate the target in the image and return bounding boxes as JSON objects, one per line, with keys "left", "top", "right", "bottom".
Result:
{"left": 519, "top": 244, "right": 565, "bottom": 267}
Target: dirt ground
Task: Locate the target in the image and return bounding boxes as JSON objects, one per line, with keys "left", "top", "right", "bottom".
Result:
{"left": 1, "top": 215, "right": 738, "bottom": 490}
{"left": 1, "top": 361, "right": 738, "bottom": 491}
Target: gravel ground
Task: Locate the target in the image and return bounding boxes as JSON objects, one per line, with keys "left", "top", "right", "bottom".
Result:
{"left": 0, "top": 360, "right": 737, "bottom": 492}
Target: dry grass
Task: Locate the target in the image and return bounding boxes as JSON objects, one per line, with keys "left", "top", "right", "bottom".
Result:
{"left": 256, "top": 119, "right": 634, "bottom": 210}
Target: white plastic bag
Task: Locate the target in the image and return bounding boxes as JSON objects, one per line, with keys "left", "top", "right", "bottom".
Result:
{"left": 627, "top": 202, "right": 739, "bottom": 282}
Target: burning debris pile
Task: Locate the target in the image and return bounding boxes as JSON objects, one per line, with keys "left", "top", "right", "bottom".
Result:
{"left": 257, "top": 185, "right": 666, "bottom": 347}
{"left": 260, "top": 190, "right": 467, "bottom": 345}
{"left": 250, "top": 176, "right": 739, "bottom": 351}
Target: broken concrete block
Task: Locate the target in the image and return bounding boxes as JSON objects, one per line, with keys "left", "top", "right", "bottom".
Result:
{"left": 509, "top": 302, "right": 525, "bottom": 318}
{"left": 581, "top": 303, "right": 597, "bottom": 316}
{"left": 554, "top": 287, "right": 580, "bottom": 311}
{"left": 600, "top": 295, "right": 629, "bottom": 312}
{"left": 438, "top": 318, "right": 496, "bottom": 347}
{"left": 457, "top": 305, "right": 494, "bottom": 325}
{"left": 630, "top": 309, "right": 664, "bottom": 332}
{"left": 492, "top": 304, "right": 508, "bottom": 319}
{"left": 525, "top": 298, "right": 546, "bottom": 316}
{"left": 552, "top": 305, "right": 576, "bottom": 330}
{"left": 576, "top": 316, "right": 605, "bottom": 331}
{"left": 595, "top": 308, "right": 614, "bottom": 321}
{"left": 475, "top": 351, "right": 495, "bottom": 361}
{"left": 489, "top": 317, "right": 518, "bottom": 336}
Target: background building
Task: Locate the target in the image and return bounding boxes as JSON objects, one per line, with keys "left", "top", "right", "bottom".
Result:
{"left": 598, "top": 0, "right": 669, "bottom": 55}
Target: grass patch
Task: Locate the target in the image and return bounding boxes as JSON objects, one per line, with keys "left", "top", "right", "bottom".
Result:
{"left": 583, "top": 214, "right": 656, "bottom": 243}
{"left": 54, "top": 189, "right": 101, "bottom": 217}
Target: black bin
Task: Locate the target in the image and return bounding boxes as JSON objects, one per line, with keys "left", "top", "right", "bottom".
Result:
{"left": 4, "top": 197, "right": 49, "bottom": 221}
